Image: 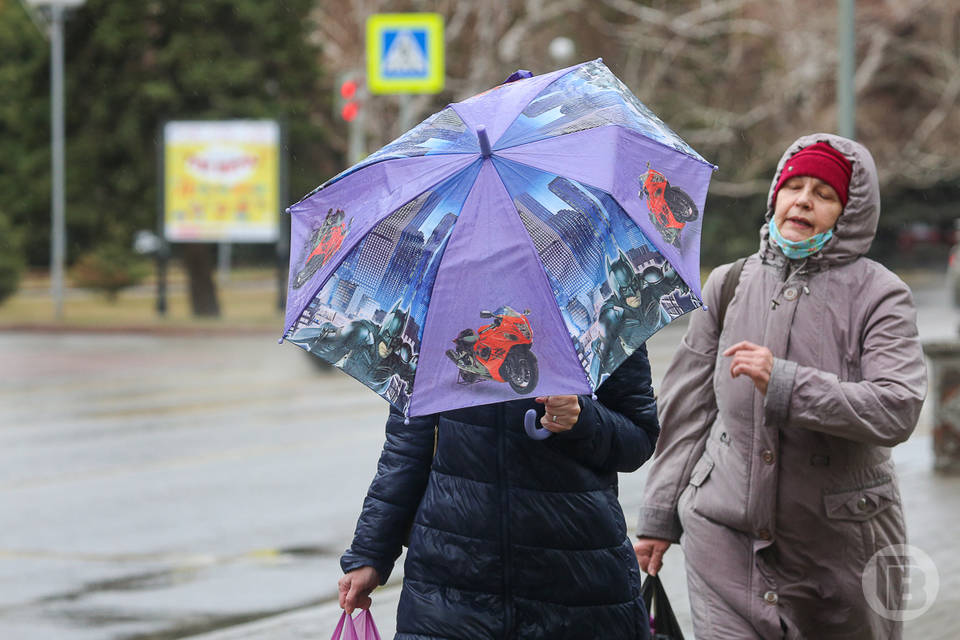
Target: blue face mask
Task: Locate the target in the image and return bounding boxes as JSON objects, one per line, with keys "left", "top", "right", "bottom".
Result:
{"left": 769, "top": 219, "right": 834, "bottom": 260}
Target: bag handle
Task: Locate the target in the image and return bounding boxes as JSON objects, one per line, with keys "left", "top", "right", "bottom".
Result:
{"left": 356, "top": 609, "right": 382, "bottom": 640}
{"left": 331, "top": 611, "right": 360, "bottom": 640}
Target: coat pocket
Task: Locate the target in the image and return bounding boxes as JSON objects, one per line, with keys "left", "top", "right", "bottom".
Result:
{"left": 823, "top": 476, "right": 899, "bottom": 573}
{"left": 688, "top": 453, "right": 715, "bottom": 488}
{"left": 823, "top": 476, "right": 895, "bottom": 522}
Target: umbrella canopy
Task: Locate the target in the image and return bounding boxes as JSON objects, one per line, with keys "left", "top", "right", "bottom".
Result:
{"left": 283, "top": 59, "right": 715, "bottom": 417}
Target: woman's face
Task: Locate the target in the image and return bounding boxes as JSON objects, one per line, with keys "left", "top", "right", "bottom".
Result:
{"left": 773, "top": 176, "right": 844, "bottom": 242}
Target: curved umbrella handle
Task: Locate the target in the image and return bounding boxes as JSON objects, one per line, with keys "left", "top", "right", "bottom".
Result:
{"left": 523, "top": 409, "right": 553, "bottom": 440}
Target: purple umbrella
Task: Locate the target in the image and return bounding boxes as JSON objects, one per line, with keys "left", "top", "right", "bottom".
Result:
{"left": 282, "top": 59, "right": 715, "bottom": 420}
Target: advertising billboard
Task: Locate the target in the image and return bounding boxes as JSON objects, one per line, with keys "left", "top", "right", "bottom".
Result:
{"left": 164, "top": 120, "right": 280, "bottom": 243}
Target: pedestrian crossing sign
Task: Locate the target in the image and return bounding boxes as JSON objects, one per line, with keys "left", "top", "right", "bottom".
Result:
{"left": 366, "top": 13, "right": 444, "bottom": 94}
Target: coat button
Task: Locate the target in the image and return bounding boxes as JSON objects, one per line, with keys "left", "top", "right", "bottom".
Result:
{"left": 764, "top": 590, "right": 779, "bottom": 605}
{"left": 761, "top": 450, "right": 775, "bottom": 464}
{"left": 757, "top": 529, "right": 772, "bottom": 541}
{"left": 783, "top": 286, "right": 798, "bottom": 301}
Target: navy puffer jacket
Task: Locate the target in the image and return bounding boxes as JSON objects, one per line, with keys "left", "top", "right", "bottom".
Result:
{"left": 341, "top": 346, "right": 659, "bottom": 639}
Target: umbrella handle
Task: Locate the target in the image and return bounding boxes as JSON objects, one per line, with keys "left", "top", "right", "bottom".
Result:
{"left": 523, "top": 409, "right": 553, "bottom": 440}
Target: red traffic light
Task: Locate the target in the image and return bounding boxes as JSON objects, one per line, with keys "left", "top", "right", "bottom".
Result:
{"left": 340, "top": 80, "right": 358, "bottom": 100}
{"left": 341, "top": 101, "right": 359, "bottom": 122}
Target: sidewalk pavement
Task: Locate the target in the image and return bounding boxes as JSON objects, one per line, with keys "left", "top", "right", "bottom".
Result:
{"left": 185, "top": 434, "right": 960, "bottom": 640}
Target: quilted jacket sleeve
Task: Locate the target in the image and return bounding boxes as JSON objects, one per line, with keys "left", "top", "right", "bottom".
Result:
{"left": 546, "top": 343, "right": 660, "bottom": 474}
{"left": 340, "top": 407, "right": 438, "bottom": 584}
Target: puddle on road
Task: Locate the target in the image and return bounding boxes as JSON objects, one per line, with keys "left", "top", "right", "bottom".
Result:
{"left": 17, "top": 545, "right": 343, "bottom": 639}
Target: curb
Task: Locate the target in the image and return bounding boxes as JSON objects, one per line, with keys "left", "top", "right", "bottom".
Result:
{"left": 0, "top": 324, "right": 280, "bottom": 337}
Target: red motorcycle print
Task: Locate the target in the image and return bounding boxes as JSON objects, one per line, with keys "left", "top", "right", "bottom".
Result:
{"left": 293, "top": 208, "right": 351, "bottom": 289}
{"left": 446, "top": 307, "right": 539, "bottom": 394}
{"left": 638, "top": 167, "right": 699, "bottom": 248}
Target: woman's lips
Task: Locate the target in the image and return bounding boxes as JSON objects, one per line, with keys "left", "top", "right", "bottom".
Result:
{"left": 785, "top": 217, "right": 813, "bottom": 229}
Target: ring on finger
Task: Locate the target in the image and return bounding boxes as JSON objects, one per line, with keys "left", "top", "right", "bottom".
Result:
{"left": 552, "top": 415, "right": 559, "bottom": 422}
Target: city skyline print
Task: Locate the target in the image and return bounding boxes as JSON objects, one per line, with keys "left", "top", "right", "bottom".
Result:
{"left": 493, "top": 156, "right": 699, "bottom": 387}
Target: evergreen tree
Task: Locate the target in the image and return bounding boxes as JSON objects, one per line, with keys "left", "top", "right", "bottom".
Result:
{"left": 0, "top": 0, "right": 336, "bottom": 312}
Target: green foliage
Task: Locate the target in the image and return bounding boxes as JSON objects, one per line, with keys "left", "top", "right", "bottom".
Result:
{"left": 69, "top": 243, "right": 149, "bottom": 301}
{"left": 0, "top": 0, "right": 334, "bottom": 268}
{"left": 0, "top": 207, "right": 25, "bottom": 305}
{"left": 0, "top": 1, "right": 51, "bottom": 267}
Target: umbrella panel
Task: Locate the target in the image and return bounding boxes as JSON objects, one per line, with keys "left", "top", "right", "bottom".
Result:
{"left": 410, "top": 161, "right": 595, "bottom": 417}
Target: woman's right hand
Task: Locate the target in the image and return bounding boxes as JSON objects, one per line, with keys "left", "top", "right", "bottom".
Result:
{"left": 634, "top": 537, "right": 672, "bottom": 575}
{"left": 338, "top": 566, "right": 380, "bottom": 613}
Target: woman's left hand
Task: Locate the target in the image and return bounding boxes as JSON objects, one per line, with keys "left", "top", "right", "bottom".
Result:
{"left": 723, "top": 341, "right": 774, "bottom": 395}
{"left": 535, "top": 395, "right": 581, "bottom": 433}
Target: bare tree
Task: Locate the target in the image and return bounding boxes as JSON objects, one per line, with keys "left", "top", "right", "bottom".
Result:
{"left": 311, "top": 0, "right": 960, "bottom": 196}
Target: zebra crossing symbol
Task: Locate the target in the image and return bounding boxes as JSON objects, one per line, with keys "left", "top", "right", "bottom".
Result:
{"left": 366, "top": 13, "right": 444, "bottom": 94}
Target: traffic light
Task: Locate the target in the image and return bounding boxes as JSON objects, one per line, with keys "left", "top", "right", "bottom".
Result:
{"left": 339, "top": 77, "right": 360, "bottom": 122}
{"left": 336, "top": 72, "right": 366, "bottom": 164}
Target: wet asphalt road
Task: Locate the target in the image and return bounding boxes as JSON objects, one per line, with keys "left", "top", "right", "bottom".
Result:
{"left": 0, "top": 274, "right": 955, "bottom": 639}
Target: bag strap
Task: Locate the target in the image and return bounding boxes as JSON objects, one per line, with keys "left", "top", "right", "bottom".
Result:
{"left": 331, "top": 610, "right": 360, "bottom": 640}
{"left": 716, "top": 257, "right": 746, "bottom": 332}
{"left": 357, "top": 609, "right": 382, "bottom": 640}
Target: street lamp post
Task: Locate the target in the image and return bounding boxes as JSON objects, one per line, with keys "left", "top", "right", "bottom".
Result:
{"left": 837, "top": 0, "right": 856, "bottom": 139}
{"left": 27, "top": 0, "right": 85, "bottom": 320}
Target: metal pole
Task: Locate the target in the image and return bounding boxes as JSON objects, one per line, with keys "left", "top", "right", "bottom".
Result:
{"left": 156, "top": 123, "right": 167, "bottom": 316}
{"left": 218, "top": 242, "right": 231, "bottom": 283}
{"left": 49, "top": 4, "right": 66, "bottom": 319}
{"left": 348, "top": 99, "right": 366, "bottom": 165}
{"left": 277, "top": 120, "right": 289, "bottom": 312}
{"left": 398, "top": 95, "right": 415, "bottom": 137}
{"left": 837, "top": 0, "right": 856, "bottom": 139}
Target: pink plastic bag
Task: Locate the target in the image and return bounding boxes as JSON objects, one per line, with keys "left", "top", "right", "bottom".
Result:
{"left": 331, "top": 609, "right": 382, "bottom": 640}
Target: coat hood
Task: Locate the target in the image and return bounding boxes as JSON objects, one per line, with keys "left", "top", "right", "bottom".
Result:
{"left": 761, "top": 133, "right": 880, "bottom": 266}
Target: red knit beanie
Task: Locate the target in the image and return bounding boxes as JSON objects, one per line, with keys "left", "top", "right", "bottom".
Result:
{"left": 772, "top": 142, "right": 853, "bottom": 208}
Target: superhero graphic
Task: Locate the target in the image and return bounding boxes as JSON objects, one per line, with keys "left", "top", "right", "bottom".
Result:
{"left": 638, "top": 168, "right": 699, "bottom": 247}
{"left": 287, "top": 303, "right": 417, "bottom": 407}
{"left": 292, "top": 208, "right": 351, "bottom": 289}
{"left": 591, "top": 251, "right": 690, "bottom": 380}
{"left": 445, "top": 307, "right": 538, "bottom": 394}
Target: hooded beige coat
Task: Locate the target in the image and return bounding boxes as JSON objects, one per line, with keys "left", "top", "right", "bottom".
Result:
{"left": 638, "top": 134, "right": 927, "bottom": 639}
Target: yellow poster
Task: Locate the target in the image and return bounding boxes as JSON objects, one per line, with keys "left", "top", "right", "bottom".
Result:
{"left": 164, "top": 120, "right": 280, "bottom": 242}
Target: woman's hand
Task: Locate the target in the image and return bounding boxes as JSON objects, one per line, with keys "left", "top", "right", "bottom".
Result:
{"left": 723, "top": 341, "right": 774, "bottom": 395}
{"left": 338, "top": 566, "right": 380, "bottom": 614}
{"left": 535, "top": 395, "right": 581, "bottom": 433}
{"left": 634, "top": 537, "right": 672, "bottom": 575}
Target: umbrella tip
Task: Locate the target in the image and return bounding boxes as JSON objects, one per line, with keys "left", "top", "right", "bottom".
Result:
{"left": 476, "top": 125, "right": 492, "bottom": 158}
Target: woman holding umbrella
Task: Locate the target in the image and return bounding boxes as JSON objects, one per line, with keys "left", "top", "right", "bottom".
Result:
{"left": 634, "top": 133, "right": 927, "bottom": 639}
{"left": 336, "top": 348, "right": 662, "bottom": 639}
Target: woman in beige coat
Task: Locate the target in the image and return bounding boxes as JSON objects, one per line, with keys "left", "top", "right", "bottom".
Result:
{"left": 634, "top": 133, "right": 926, "bottom": 639}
